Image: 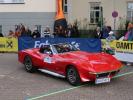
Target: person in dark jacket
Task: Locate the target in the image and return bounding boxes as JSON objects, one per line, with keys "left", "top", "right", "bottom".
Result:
{"left": 66, "top": 24, "right": 73, "bottom": 37}
{"left": 25, "top": 27, "right": 32, "bottom": 37}
{"left": 32, "top": 30, "right": 41, "bottom": 38}
{"left": 20, "top": 25, "right": 27, "bottom": 37}
{"left": 71, "top": 24, "right": 79, "bottom": 38}
{"left": 94, "top": 27, "right": 103, "bottom": 39}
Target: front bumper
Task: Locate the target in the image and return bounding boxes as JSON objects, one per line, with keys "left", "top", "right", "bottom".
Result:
{"left": 80, "top": 69, "right": 121, "bottom": 83}
{"left": 89, "top": 70, "right": 120, "bottom": 78}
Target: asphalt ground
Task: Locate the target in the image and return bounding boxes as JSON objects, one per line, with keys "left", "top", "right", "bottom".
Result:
{"left": 0, "top": 53, "right": 133, "bottom": 100}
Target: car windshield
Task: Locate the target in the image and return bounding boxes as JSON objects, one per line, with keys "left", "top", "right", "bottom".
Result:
{"left": 53, "top": 43, "right": 79, "bottom": 53}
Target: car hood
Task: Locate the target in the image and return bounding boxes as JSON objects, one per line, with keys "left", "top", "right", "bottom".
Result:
{"left": 60, "top": 51, "right": 122, "bottom": 73}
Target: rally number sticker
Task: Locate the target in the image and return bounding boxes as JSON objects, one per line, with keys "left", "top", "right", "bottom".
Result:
{"left": 43, "top": 57, "right": 52, "bottom": 64}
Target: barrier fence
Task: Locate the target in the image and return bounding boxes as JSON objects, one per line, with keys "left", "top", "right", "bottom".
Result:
{"left": 102, "top": 39, "right": 133, "bottom": 62}
{"left": 18, "top": 37, "right": 101, "bottom": 52}
{"left": 0, "top": 37, "right": 18, "bottom": 52}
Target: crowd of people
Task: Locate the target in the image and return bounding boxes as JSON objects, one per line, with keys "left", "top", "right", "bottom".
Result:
{"left": 54, "top": 23, "right": 79, "bottom": 38}
{"left": 0, "top": 23, "right": 133, "bottom": 41}
{"left": 94, "top": 23, "right": 133, "bottom": 41}
{"left": 7, "top": 24, "right": 41, "bottom": 38}
{"left": 0, "top": 23, "right": 79, "bottom": 38}
{"left": 94, "top": 26, "right": 115, "bottom": 41}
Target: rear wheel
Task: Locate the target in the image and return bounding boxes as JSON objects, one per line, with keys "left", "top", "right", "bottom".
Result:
{"left": 66, "top": 67, "right": 81, "bottom": 86}
{"left": 24, "top": 56, "right": 36, "bottom": 73}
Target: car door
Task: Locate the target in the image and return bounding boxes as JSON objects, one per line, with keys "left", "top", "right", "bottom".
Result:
{"left": 38, "top": 45, "right": 57, "bottom": 71}
{"left": 32, "top": 50, "right": 47, "bottom": 69}
{"left": 43, "top": 52, "right": 68, "bottom": 75}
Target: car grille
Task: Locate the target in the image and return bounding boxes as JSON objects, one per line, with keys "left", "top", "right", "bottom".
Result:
{"left": 96, "top": 71, "right": 118, "bottom": 78}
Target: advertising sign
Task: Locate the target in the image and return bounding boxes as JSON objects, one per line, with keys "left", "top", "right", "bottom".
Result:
{"left": 0, "top": 37, "right": 18, "bottom": 52}
{"left": 102, "top": 39, "right": 133, "bottom": 62}
{"left": 18, "top": 37, "right": 101, "bottom": 53}
{"left": 112, "top": 11, "right": 118, "bottom": 18}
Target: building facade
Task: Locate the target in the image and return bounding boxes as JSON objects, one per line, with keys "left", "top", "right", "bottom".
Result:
{"left": 0, "top": 0, "right": 56, "bottom": 35}
{"left": 65, "top": 0, "right": 133, "bottom": 30}
{"left": 1, "top": 0, "right": 133, "bottom": 35}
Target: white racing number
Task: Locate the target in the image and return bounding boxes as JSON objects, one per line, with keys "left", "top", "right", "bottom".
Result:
{"left": 43, "top": 56, "right": 52, "bottom": 64}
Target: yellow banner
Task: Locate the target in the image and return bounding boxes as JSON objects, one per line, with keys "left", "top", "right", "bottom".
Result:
{"left": 102, "top": 39, "right": 133, "bottom": 53}
{"left": 0, "top": 37, "right": 18, "bottom": 52}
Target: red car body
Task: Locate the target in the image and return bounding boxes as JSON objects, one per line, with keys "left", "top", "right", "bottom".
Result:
{"left": 18, "top": 43, "right": 123, "bottom": 85}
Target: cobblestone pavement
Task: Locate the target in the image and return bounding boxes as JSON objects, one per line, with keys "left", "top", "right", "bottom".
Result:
{"left": 0, "top": 53, "right": 133, "bottom": 100}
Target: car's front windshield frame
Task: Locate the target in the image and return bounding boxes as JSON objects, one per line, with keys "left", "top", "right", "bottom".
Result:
{"left": 52, "top": 43, "right": 79, "bottom": 54}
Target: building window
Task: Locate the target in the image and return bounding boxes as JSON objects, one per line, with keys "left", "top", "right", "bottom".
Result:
{"left": 127, "top": 2, "right": 133, "bottom": 21}
{"left": 90, "top": 2, "right": 101, "bottom": 24}
{"left": 0, "top": 0, "right": 24, "bottom": 4}
{"left": 63, "top": 0, "right": 68, "bottom": 13}
{"left": 0, "top": 25, "right": 2, "bottom": 33}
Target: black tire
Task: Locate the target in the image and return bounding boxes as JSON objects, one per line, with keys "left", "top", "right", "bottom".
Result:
{"left": 66, "top": 67, "right": 81, "bottom": 86}
{"left": 24, "top": 56, "right": 36, "bottom": 73}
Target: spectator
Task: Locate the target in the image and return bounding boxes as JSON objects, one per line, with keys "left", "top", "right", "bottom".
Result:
{"left": 14, "top": 25, "right": 21, "bottom": 38}
{"left": 42, "top": 26, "right": 51, "bottom": 38}
{"left": 107, "top": 26, "right": 114, "bottom": 36}
{"left": 106, "top": 31, "right": 116, "bottom": 41}
{"left": 57, "top": 25, "right": 66, "bottom": 37}
{"left": 25, "top": 27, "right": 32, "bottom": 37}
{"left": 101, "top": 26, "right": 109, "bottom": 39}
{"left": 124, "top": 23, "right": 133, "bottom": 41}
{"left": 53, "top": 26, "right": 59, "bottom": 37}
{"left": 106, "top": 26, "right": 116, "bottom": 41}
{"left": 71, "top": 23, "right": 79, "bottom": 38}
{"left": 32, "top": 30, "right": 41, "bottom": 38}
{"left": 94, "top": 27, "right": 103, "bottom": 39}
{"left": 128, "top": 29, "right": 133, "bottom": 41}
{"left": 8, "top": 30, "right": 15, "bottom": 37}
{"left": 20, "top": 25, "right": 27, "bottom": 37}
{"left": 67, "top": 24, "right": 73, "bottom": 37}
{"left": 0, "top": 33, "right": 4, "bottom": 37}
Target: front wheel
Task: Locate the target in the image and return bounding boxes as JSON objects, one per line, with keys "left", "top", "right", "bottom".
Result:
{"left": 66, "top": 67, "right": 81, "bottom": 86}
{"left": 24, "top": 56, "right": 36, "bottom": 73}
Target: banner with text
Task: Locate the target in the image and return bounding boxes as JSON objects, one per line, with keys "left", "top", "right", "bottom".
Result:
{"left": 102, "top": 39, "right": 133, "bottom": 62}
{"left": 0, "top": 37, "right": 18, "bottom": 52}
{"left": 18, "top": 37, "right": 101, "bottom": 52}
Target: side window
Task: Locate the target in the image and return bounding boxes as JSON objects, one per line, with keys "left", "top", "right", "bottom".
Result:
{"left": 127, "top": 2, "right": 133, "bottom": 21}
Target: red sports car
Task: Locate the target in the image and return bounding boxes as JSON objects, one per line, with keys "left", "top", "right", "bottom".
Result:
{"left": 18, "top": 43, "right": 123, "bottom": 86}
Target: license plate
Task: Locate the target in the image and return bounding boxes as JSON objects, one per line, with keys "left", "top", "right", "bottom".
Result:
{"left": 95, "top": 77, "right": 110, "bottom": 84}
